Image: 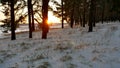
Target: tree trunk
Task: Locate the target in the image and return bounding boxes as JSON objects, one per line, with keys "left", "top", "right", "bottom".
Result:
{"left": 70, "top": 10, "right": 74, "bottom": 28}
{"left": 27, "top": 0, "right": 32, "bottom": 38}
{"left": 10, "top": 0, "right": 16, "bottom": 40}
{"left": 31, "top": 4, "right": 35, "bottom": 31}
{"left": 61, "top": 0, "right": 64, "bottom": 28}
{"left": 88, "top": 0, "right": 94, "bottom": 32}
{"left": 42, "top": 0, "right": 49, "bottom": 39}
{"left": 70, "top": 2, "right": 75, "bottom": 28}
{"left": 93, "top": 0, "right": 96, "bottom": 27}
{"left": 101, "top": 2, "right": 105, "bottom": 24}
{"left": 83, "top": 7, "right": 86, "bottom": 27}
{"left": 83, "top": 0, "right": 86, "bottom": 27}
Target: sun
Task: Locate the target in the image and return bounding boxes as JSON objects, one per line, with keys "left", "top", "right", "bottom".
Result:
{"left": 47, "top": 11, "right": 60, "bottom": 25}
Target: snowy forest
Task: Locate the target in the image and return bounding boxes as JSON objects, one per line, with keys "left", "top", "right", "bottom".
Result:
{"left": 0, "top": 0, "right": 120, "bottom": 68}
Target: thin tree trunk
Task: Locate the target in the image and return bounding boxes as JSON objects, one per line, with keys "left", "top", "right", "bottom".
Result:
{"left": 93, "top": 1, "right": 96, "bottom": 27}
{"left": 79, "top": 15, "right": 83, "bottom": 26}
{"left": 31, "top": 4, "right": 35, "bottom": 31}
{"left": 78, "top": 6, "right": 82, "bottom": 26}
{"left": 83, "top": 0, "right": 86, "bottom": 27}
{"left": 27, "top": 0, "right": 32, "bottom": 38}
{"left": 70, "top": 2, "right": 75, "bottom": 28}
{"left": 42, "top": 0, "right": 49, "bottom": 39}
{"left": 11, "top": 0, "right": 16, "bottom": 40}
{"left": 70, "top": 12, "right": 74, "bottom": 28}
{"left": 83, "top": 7, "right": 86, "bottom": 27}
{"left": 88, "top": 0, "right": 94, "bottom": 32}
{"left": 61, "top": 0, "right": 64, "bottom": 28}
{"left": 102, "top": 1, "right": 105, "bottom": 24}
{"left": 101, "top": 2, "right": 105, "bottom": 24}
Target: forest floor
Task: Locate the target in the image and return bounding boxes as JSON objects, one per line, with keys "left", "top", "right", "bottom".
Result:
{"left": 0, "top": 22, "right": 120, "bottom": 68}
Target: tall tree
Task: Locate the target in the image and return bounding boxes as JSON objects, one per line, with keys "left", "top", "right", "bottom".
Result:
{"left": 27, "top": 0, "right": 32, "bottom": 38}
{"left": 82, "top": 0, "right": 86, "bottom": 27}
{"left": 88, "top": 0, "right": 94, "bottom": 32}
{"left": 70, "top": 1, "right": 74, "bottom": 28}
{"left": 42, "top": 0, "right": 49, "bottom": 39}
{"left": 61, "top": 0, "right": 64, "bottom": 28}
{"left": 10, "top": 0, "right": 16, "bottom": 40}
{"left": 101, "top": 0, "right": 105, "bottom": 23}
{"left": 93, "top": 0, "right": 96, "bottom": 27}
{"left": 31, "top": 4, "right": 35, "bottom": 31}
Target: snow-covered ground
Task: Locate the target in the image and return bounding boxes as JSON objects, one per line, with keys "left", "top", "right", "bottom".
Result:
{"left": 0, "top": 22, "right": 120, "bottom": 68}
{"left": 0, "top": 23, "right": 68, "bottom": 39}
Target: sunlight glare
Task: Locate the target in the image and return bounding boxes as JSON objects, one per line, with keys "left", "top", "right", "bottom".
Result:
{"left": 48, "top": 11, "right": 60, "bottom": 24}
